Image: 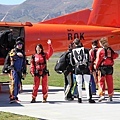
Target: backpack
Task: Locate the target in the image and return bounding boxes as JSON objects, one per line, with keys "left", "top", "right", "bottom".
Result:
{"left": 104, "top": 47, "right": 113, "bottom": 59}
{"left": 54, "top": 51, "right": 70, "bottom": 74}
{"left": 2, "top": 52, "right": 11, "bottom": 73}
{"left": 92, "top": 47, "right": 98, "bottom": 61}
{"left": 72, "top": 47, "right": 88, "bottom": 66}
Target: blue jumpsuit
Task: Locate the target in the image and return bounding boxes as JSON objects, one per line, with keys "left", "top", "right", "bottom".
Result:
{"left": 9, "top": 49, "right": 26, "bottom": 100}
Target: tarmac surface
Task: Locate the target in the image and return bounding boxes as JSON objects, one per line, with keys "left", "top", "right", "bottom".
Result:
{"left": 0, "top": 85, "right": 120, "bottom": 120}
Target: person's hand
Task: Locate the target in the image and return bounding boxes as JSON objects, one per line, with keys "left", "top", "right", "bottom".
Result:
{"left": 93, "top": 64, "right": 96, "bottom": 70}
{"left": 47, "top": 39, "right": 51, "bottom": 45}
{"left": 22, "top": 74, "right": 26, "bottom": 79}
{"left": 31, "top": 73, "right": 34, "bottom": 77}
{"left": 17, "top": 52, "right": 23, "bottom": 57}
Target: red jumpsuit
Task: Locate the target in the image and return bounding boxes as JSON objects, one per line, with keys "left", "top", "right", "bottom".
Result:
{"left": 95, "top": 47, "right": 118, "bottom": 97}
{"left": 30, "top": 44, "right": 53, "bottom": 100}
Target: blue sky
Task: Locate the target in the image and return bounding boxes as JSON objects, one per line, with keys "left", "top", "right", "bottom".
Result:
{"left": 0, "top": 0, "right": 26, "bottom": 5}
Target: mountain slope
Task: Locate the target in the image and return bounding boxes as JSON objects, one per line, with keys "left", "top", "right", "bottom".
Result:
{"left": 0, "top": 0, "right": 93, "bottom": 22}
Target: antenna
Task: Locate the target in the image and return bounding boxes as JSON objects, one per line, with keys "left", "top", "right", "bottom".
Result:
{"left": 1, "top": 12, "right": 9, "bottom": 22}
{"left": 41, "top": 14, "right": 49, "bottom": 22}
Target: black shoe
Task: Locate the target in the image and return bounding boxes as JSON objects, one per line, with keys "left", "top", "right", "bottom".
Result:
{"left": 107, "top": 96, "right": 113, "bottom": 102}
{"left": 89, "top": 99, "right": 96, "bottom": 103}
{"left": 78, "top": 98, "right": 82, "bottom": 103}
{"left": 74, "top": 94, "right": 79, "bottom": 98}
{"left": 31, "top": 98, "right": 36, "bottom": 103}
{"left": 9, "top": 98, "right": 15, "bottom": 104}
{"left": 65, "top": 97, "right": 74, "bottom": 101}
{"left": 68, "top": 97, "right": 74, "bottom": 101}
{"left": 92, "top": 92, "right": 96, "bottom": 95}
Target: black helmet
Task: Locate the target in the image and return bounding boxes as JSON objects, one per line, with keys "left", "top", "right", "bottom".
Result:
{"left": 73, "top": 38, "right": 80, "bottom": 46}
{"left": 16, "top": 40, "right": 24, "bottom": 45}
{"left": 16, "top": 36, "right": 23, "bottom": 41}
{"left": 15, "top": 37, "right": 24, "bottom": 46}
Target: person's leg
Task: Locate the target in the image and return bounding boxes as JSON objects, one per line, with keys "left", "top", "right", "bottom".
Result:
{"left": 31, "top": 76, "right": 40, "bottom": 103}
{"left": 65, "top": 72, "right": 74, "bottom": 100}
{"left": 64, "top": 74, "right": 68, "bottom": 93}
{"left": 13, "top": 71, "right": 20, "bottom": 100}
{"left": 76, "top": 74, "right": 83, "bottom": 103}
{"left": 71, "top": 74, "right": 78, "bottom": 98}
{"left": 42, "top": 75, "right": 48, "bottom": 102}
{"left": 90, "top": 74, "right": 96, "bottom": 95}
{"left": 97, "top": 72, "right": 106, "bottom": 102}
{"left": 84, "top": 74, "right": 95, "bottom": 103}
{"left": 106, "top": 75, "right": 114, "bottom": 101}
{"left": 67, "top": 73, "right": 74, "bottom": 100}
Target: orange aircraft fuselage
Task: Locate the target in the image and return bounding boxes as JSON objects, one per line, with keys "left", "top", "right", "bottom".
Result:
{"left": 24, "top": 23, "right": 120, "bottom": 56}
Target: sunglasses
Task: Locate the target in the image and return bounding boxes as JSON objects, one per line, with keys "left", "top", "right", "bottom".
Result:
{"left": 17, "top": 43, "right": 23, "bottom": 46}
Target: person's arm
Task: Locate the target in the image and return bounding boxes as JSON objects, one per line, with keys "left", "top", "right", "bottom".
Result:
{"left": 70, "top": 51, "right": 75, "bottom": 66}
{"left": 46, "top": 39, "right": 53, "bottom": 60}
{"left": 22, "top": 55, "right": 27, "bottom": 74}
{"left": 95, "top": 48, "right": 104, "bottom": 69}
{"left": 112, "top": 52, "right": 119, "bottom": 59}
{"left": 30, "top": 55, "right": 35, "bottom": 77}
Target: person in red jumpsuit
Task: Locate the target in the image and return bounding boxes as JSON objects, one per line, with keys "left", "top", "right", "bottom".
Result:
{"left": 95, "top": 37, "right": 118, "bottom": 102}
{"left": 30, "top": 39, "right": 53, "bottom": 103}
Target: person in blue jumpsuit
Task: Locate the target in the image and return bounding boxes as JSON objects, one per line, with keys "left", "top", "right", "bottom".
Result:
{"left": 8, "top": 38, "right": 26, "bottom": 103}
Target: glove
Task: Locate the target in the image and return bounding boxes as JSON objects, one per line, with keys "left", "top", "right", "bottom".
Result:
{"left": 47, "top": 39, "right": 51, "bottom": 45}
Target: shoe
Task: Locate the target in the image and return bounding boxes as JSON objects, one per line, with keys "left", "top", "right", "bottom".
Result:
{"left": 78, "top": 98, "right": 82, "bottom": 103}
{"left": 89, "top": 99, "right": 96, "bottom": 103}
{"left": 31, "top": 98, "right": 36, "bottom": 103}
{"left": 98, "top": 96, "right": 105, "bottom": 102}
{"left": 42, "top": 98, "right": 47, "bottom": 103}
{"left": 9, "top": 98, "right": 15, "bottom": 104}
{"left": 65, "top": 96, "right": 74, "bottom": 101}
{"left": 74, "top": 94, "right": 79, "bottom": 98}
{"left": 92, "top": 92, "right": 96, "bottom": 95}
{"left": 15, "top": 99, "right": 21, "bottom": 103}
{"left": 107, "top": 96, "right": 113, "bottom": 102}
{"left": 67, "top": 97, "right": 74, "bottom": 101}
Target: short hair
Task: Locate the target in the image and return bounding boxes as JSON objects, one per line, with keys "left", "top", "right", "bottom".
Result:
{"left": 92, "top": 40, "right": 98, "bottom": 46}
{"left": 73, "top": 38, "right": 80, "bottom": 46}
{"left": 99, "top": 37, "right": 108, "bottom": 47}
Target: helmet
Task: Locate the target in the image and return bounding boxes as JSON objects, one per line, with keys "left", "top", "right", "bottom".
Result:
{"left": 16, "top": 40, "right": 24, "bottom": 45}
{"left": 15, "top": 37, "right": 24, "bottom": 46}
{"left": 16, "top": 36, "right": 23, "bottom": 41}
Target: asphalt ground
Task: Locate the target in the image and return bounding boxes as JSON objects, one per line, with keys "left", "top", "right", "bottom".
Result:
{"left": 0, "top": 85, "right": 120, "bottom": 120}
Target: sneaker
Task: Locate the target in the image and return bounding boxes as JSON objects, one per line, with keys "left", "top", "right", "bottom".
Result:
{"left": 78, "top": 98, "right": 82, "bottom": 103}
{"left": 107, "top": 96, "right": 113, "bottom": 102}
{"left": 15, "top": 99, "right": 21, "bottom": 103}
{"left": 89, "top": 99, "right": 96, "bottom": 103}
{"left": 14, "top": 97, "right": 21, "bottom": 103}
{"left": 31, "top": 98, "right": 36, "bottom": 103}
{"left": 67, "top": 97, "right": 74, "bottom": 101}
{"left": 42, "top": 98, "right": 47, "bottom": 103}
{"left": 92, "top": 92, "right": 96, "bottom": 95}
{"left": 98, "top": 96, "right": 105, "bottom": 102}
{"left": 9, "top": 98, "right": 15, "bottom": 104}
{"left": 74, "top": 94, "right": 79, "bottom": 98}
{"left": 65, "top": 97, "right": 74, "bottom": 101}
